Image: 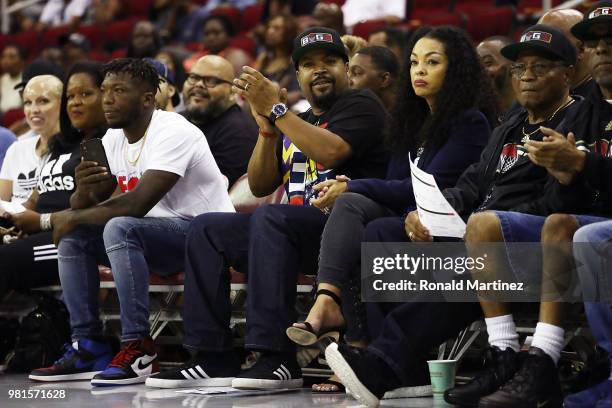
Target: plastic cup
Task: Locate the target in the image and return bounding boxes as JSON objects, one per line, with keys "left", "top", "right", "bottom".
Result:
{"left": 427, "top": 359, "right": 458, "bottom": 395}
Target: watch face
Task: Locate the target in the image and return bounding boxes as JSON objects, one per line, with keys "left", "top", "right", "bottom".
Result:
{"left": 273, "top": 104, "right": 287, "bottom": 115}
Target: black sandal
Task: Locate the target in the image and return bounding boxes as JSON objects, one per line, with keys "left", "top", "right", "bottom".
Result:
{"left": 286, "top": 289, "right": 346, "bottom": 346}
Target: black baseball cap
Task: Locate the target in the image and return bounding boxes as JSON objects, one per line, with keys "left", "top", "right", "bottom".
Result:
{"left": 14, "top": 58, "right": 64, "bottom": 91}
{"left": 571, "top": 1, "right": 612, "bottom": 40}
{"left": 292, "top": 27, "right": 348, "bottom": 69}
{"left": 144, "top": 58, "right": 180, "bottom": 107}
{"left": 501, "top": 24, "right": 577, "bottom": 65}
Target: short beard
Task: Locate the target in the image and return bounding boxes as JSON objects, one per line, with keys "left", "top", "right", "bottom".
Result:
{"left": 311, "top": 88, "right": 339, "bottom": 112}
{"left": 184, "top": 100, "right": 225, "bottom": 125}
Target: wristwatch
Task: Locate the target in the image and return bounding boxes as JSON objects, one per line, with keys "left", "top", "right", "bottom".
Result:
{"left": 269, "top": 103, "right": 288, "bottom": 124}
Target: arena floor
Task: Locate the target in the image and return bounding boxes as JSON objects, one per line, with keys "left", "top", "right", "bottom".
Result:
{"left": 0, "top": 374, "right": 454, "bottom": 407}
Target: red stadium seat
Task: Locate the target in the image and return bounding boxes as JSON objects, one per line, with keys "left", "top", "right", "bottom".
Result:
{"left": 352, "top": 20, "right": 387, "bottom": 40}
{"left": 229, "top": 36, "right": 257, "bottom": 58}
{"left": 110, "top": 48, "right": 127, "bottom": 59}
{"left": 455, "top": 0, "right": 495, "bottom": 13}
{"left": 1, "top": 108, "right": 24, "bottom": 128}
{"left": 240, "top": 3, "right": 263, "bottom": 33}
{"left": 88, "top": 50, "right": 110, "bottom": 61}
{"left": 420, "top": 13, "right": 464, "bottom": 28}
{"left": 125, "top": 0, "right": 151, "bottom": 17}
{"left": 105, "top": 18, "right": 141, "bottom": 48}
{"left": 210, "top": 6, "right": 241, "bottom": 32}
{"left": 6, "top": 31, "right": 40, "bottom": 56}
{"left": 410, "top": 0, "right": 453, "bottom": 20}
{"left": 40, "top": 26, "right": 70, "bottom": 49}
{"left": 78, "top": 25, "right": 107, "bottom": 50}
{"left": 465, "top": 6, "right": 515, "bottom": 42}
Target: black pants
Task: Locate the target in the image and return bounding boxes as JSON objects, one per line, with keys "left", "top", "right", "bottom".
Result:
{"left": 0, "top": 231, "right": 58, "bottom": 298}
{"left": 182, "top": 204, "right": 328, "bottom": 353}
{"left": 362, "top": 216, "right": 484, "bottom": 384}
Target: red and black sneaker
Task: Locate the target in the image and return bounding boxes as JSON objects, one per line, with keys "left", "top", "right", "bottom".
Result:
{"left": 91, "top": 338, "right": 159, "bottom": 386}
{"left": 29, "top": 338, "right": 114, "bottom": 382}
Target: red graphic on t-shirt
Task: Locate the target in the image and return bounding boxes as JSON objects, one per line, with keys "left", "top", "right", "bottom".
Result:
{"left": 117, "top": 176, "right": 139, "bottom": 192}
{"left": 497, "top": 143, "right": 519, "bottom": 173}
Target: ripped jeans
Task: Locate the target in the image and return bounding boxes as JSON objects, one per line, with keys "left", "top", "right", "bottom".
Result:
{"left": 57, "top": 216, "right": 190, "bottom": 342}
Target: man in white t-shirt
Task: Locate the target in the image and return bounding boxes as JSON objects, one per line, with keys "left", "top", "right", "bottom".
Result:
{"left": 35, "top": 59, "right": 233, "bottom": 386}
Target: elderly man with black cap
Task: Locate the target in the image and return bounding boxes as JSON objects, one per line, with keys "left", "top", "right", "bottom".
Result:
{"left": 145, "top": 27, "right": 388, "bottom": 391}
{"left": 475, "top": 3, "right": 612, "bottom": 407}
{"left": 441, "top": 17, "right": 612, "bottom": 408}
{"left": 320, "top": 25, "right": 582, "bottom": 408}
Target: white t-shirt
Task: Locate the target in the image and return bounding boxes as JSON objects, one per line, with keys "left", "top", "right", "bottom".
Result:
{"left": 342, "top": 0, "right": 406, "bottom": 28}
{"left": 102, "top": 110, "right": 234, "bottom": 219}
{"left": 40, "top": 0, "right": 90, "bottom": 25}
{"left": 0, "top": 135, "right": 44, "bottom": 203}
{"left": 0, "top": 73, "right": 22, "bottom": 113}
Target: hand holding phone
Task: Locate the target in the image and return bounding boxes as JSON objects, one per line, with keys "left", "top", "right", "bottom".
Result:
{"left": 79, "top": 138, "right": 112, "bottom": 184}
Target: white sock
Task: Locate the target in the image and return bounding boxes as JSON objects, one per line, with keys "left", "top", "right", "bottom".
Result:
{"left": 485, "top": 314, "right": 520, "bottom": 352}
{"left": 531, "top": 322, "right": 565, "bottom": 364}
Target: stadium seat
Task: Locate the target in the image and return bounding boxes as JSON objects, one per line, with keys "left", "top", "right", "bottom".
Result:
{"left": 465, "top": 6, "right": 515, "bottom": 42}
{"left": 6, "top": 31, "right": 40, "bottom": 57}
{"left": 88, "top": 50, "right": 110, "bottom": 62}
{"left": 352, "top": 20, "right": 387, "bottom": 40}
{"left": 125, "top": 0, "right": 152, "bottom": 17}
{"left": 105, "top": 18, "right": 141, "bottom": 48}
{"left": 78, "top": 25, "right": 107, "bottom": 50}
{"left": 210, "top": 6, "right": 241, "bottom": 32}
{"left": 410, "top": 0, "right": 453, "bottom": 20}
{"left": 40, "top": 26, "right": 70, "bottom": 49}
{"left": 1, "top": 108, "right": 25, "bottom": 128}
{"left": 110, "top": 48, "right": 127, "bottom": 59}
{"left": 420, "top": 13, "right": 464, "bottom": 28}
{"left": 240, "top": 3, "right": 263, "bottom": 33}
{"left": 229, "top": 36, "right": 257, "bottom": 58}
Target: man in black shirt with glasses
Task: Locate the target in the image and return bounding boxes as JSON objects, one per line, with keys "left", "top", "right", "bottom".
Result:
{"left": 182, "top": 55, "right": 257, "bottom": 188}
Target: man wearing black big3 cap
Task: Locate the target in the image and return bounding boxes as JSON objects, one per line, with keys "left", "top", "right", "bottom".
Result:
{"left": 145, "top": 27, "right": 388, "bottom": 390}
{"left": 445, "top": 17, "right": 612, "bottom": 408}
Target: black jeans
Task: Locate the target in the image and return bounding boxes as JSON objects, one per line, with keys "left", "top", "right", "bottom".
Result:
{"left": 361, "top": 216, "right": 483, "bottom": 384}
{"left": 0, "top": 231, "right": 58, "bottom": 298}
{"left": 182, "top": 204, "right": 327, "bottom": 354}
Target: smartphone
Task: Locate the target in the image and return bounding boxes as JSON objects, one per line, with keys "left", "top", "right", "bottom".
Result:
{"left": 80, "top": 138, "right": 112, "bottom": 179}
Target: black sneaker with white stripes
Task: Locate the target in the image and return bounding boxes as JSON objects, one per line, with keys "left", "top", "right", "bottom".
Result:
{"left": 231, "top": 353, "right": 303, "bottom": 390}
{"left": 145, "top": 352, "right": 240, "bottom": 388}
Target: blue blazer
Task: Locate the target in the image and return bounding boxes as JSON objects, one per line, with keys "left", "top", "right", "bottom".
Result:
{"left": 346, "top": 109, "right": 491, "bottom": 215}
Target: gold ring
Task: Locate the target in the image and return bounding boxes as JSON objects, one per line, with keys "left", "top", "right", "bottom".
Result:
{"left": 245, "top": 83, "right": 250, "bottom": 92}
{"left": 408, "top": 231, "right": 414, "bottom": 241}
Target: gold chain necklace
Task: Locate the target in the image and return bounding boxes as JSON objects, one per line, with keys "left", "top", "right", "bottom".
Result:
{"left": 521, "top": 98, "right": 575, "bottom": 142}
{"left": 123, "top": 121, "right": 151, "bottom": 166}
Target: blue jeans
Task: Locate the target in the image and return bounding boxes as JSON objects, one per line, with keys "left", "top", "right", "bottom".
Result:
{"left": 58, "top": 216, "right": 190, "bottom": 342}
{"left": 573, "top": 220, "right": 612, "bottom": 370}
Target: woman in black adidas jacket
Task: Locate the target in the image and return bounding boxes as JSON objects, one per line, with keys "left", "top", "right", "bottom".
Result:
{"left": 0, "top": 62, "right": 107, "bottom": 298}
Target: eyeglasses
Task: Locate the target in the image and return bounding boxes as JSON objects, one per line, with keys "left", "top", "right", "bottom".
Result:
{"left": 509, "top": 62, "right": 570, "bottom": 78}
{"left": 186, "top": 73, "right": 233, "bottom": 88}
{"left": 584, "top": 37, "right": 612, "bottom": 49}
